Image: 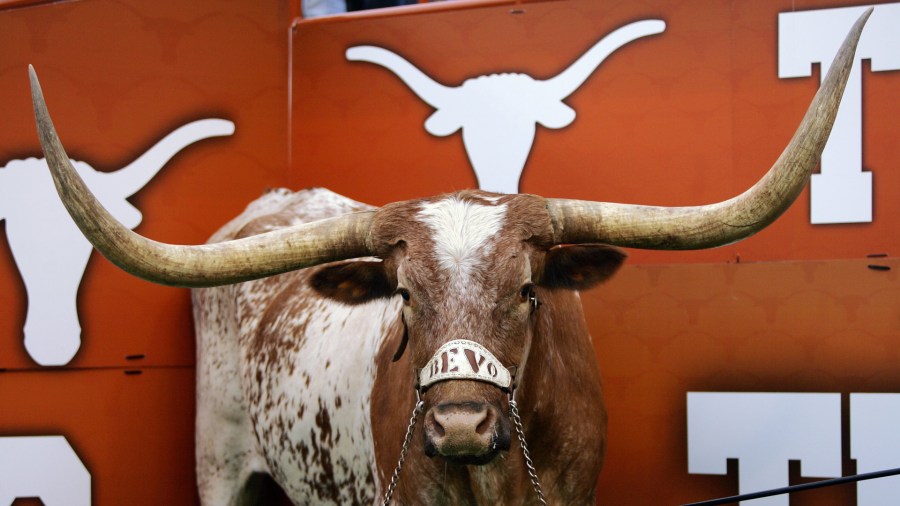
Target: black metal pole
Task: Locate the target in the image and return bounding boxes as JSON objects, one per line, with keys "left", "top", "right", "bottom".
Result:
{"left": 682, "top": 467, "right": 900, "bottom": 506}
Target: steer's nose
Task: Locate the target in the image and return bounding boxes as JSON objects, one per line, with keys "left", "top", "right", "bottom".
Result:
{"left": 423, "top": 402, "right": 510, "bottom": 464}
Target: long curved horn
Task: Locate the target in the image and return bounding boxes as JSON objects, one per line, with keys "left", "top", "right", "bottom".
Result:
{"left": 346, "top": 46, "right": 457, "bottom": 109}
{"left": 546, "top": 8, "right": 872, "bottom": 249}
{"left": 29, "top": 66, "right": 374, "bottom": 288}
{"left": 541, "top": 19, "right": 666, "bottom": 101}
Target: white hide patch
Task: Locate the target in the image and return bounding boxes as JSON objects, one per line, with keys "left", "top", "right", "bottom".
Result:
{"left": 417, "top": 198, "right": 507, "bottom": 282}
{"left": 196, "top": 188, "right": 387, "bottom": 505}
{"left": 255, "top": 295, "right": 396, "bottom": 502}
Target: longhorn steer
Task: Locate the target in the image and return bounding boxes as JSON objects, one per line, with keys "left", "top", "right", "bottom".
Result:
{"left": 191, "top": 186, "right": 620, "bottom": 504}
{"left": 27, "top": 10, "right": 869, "bottom": 506}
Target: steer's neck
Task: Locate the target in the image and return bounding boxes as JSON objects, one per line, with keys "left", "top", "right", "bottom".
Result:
{"left": 440, "top": 289, "right": 608, "bottom": 505}
{"left": 507, "top": 288, "right": 608, "bottom": 503}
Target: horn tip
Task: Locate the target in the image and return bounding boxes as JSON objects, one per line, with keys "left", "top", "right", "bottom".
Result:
{"left": 27, "top": 64, "right": 70, "bottom": 170}
{"left": 28, "top": 65, "right": 51, "bottom": 132}
{"left": 28, "top": 64, "right": 40, "bottom": 94}
{"left": 853, "top": 6, "right": 874, "bottom": 35}
{"left": 28, "top": 64, "right": 47, "bottom": 115}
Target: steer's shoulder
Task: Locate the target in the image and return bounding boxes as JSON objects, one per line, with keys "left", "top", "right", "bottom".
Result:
{"left": 206, "top": 187, "right": 374, "bottom": 243}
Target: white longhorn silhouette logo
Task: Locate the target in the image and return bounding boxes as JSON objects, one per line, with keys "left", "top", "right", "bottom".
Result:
{"left": 0, "top": 119, "right": 234, "bottom": 366}
{"left": 347, "top": 20, "right": 665, "bottom": 193}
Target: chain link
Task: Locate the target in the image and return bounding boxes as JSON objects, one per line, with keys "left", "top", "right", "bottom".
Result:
{"left": 380, "top": 395, "right": 425, "bottom": 506}
{"left": 380, "top": 390, "right": 547, "bottom": 506}
{"left": 509, "top": 393, "right": 549, "bottom": 506}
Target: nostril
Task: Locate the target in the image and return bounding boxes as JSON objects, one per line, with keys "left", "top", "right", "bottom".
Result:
{"left": 432, "top": 417, "right": 445, "bottom": 437}
{"left": 475, "top": 408, "right": 494, "bottom": 435}
{"left": 425, "top": 409, "right": 446, "bottom": 438}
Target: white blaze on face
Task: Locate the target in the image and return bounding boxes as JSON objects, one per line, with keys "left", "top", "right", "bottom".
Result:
{"left": 417, "top": 197, "right": 508, "bottom": 285}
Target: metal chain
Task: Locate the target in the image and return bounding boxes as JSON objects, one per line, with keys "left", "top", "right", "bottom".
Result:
{"left": 509, "top": 393, "right": 549, "bottom": 506}
{"left": 380, "top": 388, "right": 547, "bottom": 505}
{"left": 380, "top": 393, "right": 425, "bottom": 506}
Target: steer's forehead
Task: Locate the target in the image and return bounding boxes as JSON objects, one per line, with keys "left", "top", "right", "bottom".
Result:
{"left": 416, "top": 195, "right": 508, "bottom": 285}
{"left": 373, "top": 192, "right": 553, "bottom": 290}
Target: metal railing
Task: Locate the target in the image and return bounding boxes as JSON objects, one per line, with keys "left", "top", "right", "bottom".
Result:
{"left": 683, "top": 467, "right": 900, "bottom": 506}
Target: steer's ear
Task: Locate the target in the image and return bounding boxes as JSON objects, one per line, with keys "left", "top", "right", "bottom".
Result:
{"left": 310, "top": 260, "right": 395, "bottom": 304}
{"left": 536, "top": 244, "right": 626, "bottom": 290}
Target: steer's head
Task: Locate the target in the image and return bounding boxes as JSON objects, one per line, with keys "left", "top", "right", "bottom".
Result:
{"left": 310, "top": 191, "right": 626, "bottom": 463}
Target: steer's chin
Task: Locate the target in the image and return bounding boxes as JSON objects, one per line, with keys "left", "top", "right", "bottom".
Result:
{"left": 443, "top": 450, "right": 503, "bottom": 466}
{"left": 424, "top": 435, "right": 511, "bottom": 466}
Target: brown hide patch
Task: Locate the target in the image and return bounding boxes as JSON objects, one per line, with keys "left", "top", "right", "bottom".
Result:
{"left": 519, "top": 288, "right": 609, "bottom": 501}
{"left": 246, "top": 272, "right": 313, "bottom": 369}
{"left": 370, "top": 312, "right": 417, "bottom": 488}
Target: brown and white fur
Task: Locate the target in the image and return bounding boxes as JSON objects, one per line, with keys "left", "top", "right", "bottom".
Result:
{"left": 192, "top": 187, "right": 624, "bottom": 505}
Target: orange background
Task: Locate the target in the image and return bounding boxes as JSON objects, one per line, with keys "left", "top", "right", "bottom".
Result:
{"left": 0, "top": 0, "right": 898, "bottom": 504}
{"left": 0, "top": 0, "right": 293, "bottom": 503}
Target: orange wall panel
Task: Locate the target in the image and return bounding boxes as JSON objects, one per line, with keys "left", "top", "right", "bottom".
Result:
{"left": 0, "top": 368, "right": 198, "bottom": 505}
{"left": 0, "top": 0, "right": 897, "bottom": 504}
{"left": 591, "top": 257, "right": 900, "bottom": 504}
{"left": 0, "top": 0, "right": 291, "bottom": 370}
{"left": 291, "top": 0, "right": 899, "bottom": 264}
{"left": 0, "top": 1, "right": 292, "bottom": 504}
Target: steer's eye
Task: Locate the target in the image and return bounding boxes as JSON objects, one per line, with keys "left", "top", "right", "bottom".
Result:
{"left": 396, "top": 288, "right": 411, "bottom": 304}
{"left": 519, "top": 283, "right": 535, "bottom": 302}
{"left": 520, "top": 283, "right": 539, "bottom": 312}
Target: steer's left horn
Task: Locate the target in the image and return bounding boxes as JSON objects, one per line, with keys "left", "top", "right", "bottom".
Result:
{"left": 546, "top": 8, "right": 871, "bottom": 249}
{"left": 29, "top": 65, "right": 374, "bottom": 287}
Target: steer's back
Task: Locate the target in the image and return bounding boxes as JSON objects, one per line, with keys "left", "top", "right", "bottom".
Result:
{"left": 192, "top": 188, "right": 400, "bottom": 505}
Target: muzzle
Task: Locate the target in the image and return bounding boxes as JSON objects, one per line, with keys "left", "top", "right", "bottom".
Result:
{"left": 415, "top": 339, "right": 523, "bottom": 464}
{"left": 379, "top": 313, "right": 544, "bottom": 504}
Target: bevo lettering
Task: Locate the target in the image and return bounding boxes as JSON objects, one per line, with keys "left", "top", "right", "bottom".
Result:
{"left": 445, "top": 347, "right": 461, "bottom": 373}
{"left": 464, "top": 349, "right": 486, "bottom": 373}
{"left": 418, "top": 340, "right": 512, "bottom": 390}
{"left": 429, "top": 358, "right": 440, "bottom": 379}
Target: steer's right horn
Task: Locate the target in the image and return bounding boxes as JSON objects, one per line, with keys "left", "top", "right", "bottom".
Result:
{"left": 546, "top": 8, "right": 872, "bottom": 250}
{"left": 29, "top": 66, "right": 374, "bottom": 288}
